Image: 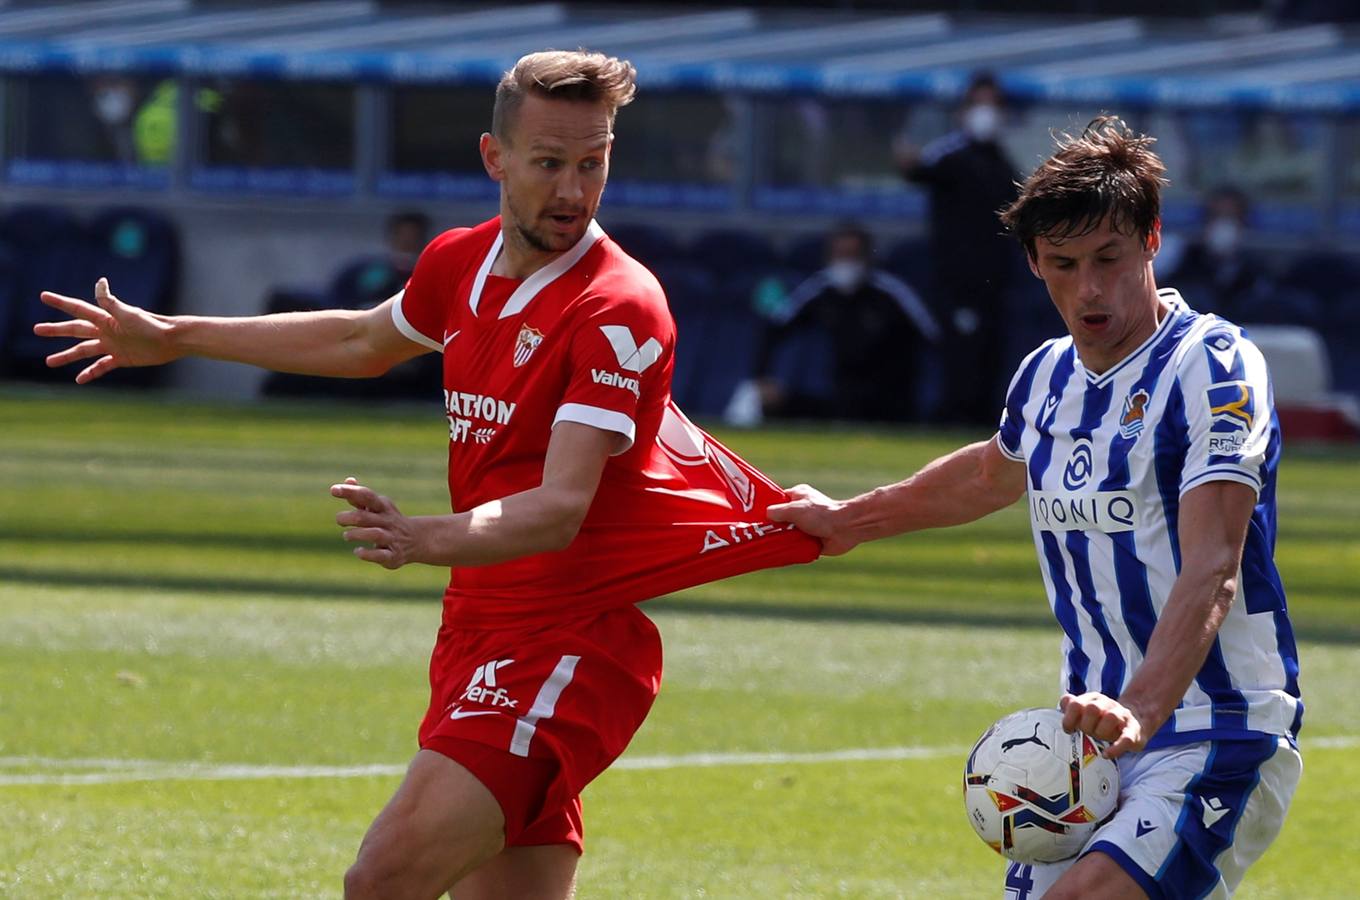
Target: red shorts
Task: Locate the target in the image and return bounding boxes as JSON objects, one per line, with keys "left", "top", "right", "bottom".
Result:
{"left": 418, "top": 603, "right": 663, "bottom": 852}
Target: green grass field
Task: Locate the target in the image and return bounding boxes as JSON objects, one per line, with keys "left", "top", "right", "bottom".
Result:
{"left": 1, "top": 386, "right": 1357, "bottom": 898}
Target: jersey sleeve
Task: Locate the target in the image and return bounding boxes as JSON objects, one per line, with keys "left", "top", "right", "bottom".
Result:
{"left": 997, "top": 341, "right": 1052, "bottom": 462}
{"left": 390, "top": 228, "right": 469, "bottom": 353}
{"left": 1178, "top": 324, "right": 1274, "bottom": 497}
{"left": 555, "top": 289, "right": 675, "bottom": 455}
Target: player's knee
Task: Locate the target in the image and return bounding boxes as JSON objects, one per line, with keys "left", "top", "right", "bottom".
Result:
{"left": 343, "top": 853, "right": 427, "bottom": 900}
{"left": 342, "top": 859, "right": 386, "bottom": 900}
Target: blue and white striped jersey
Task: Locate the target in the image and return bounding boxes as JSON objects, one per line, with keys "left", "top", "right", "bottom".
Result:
{"left": 997, "top": 289, "right": 1302, "bottom": 747}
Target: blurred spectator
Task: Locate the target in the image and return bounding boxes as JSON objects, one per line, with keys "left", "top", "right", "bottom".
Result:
{"left": 386, "top": 211, "right": 432, "bottom": 277}
{"left": 1166, "top": 186, "right": 1273, "bottom": 319}
{"left": 754, "top": 222, "right": 940, "bottom": 423}
{"left": 263, "top": 210, "right": 435, "bottom": 399}
{"left": 337, "top": 210, "right": 433, "bottom": 308}
{"left": 897, "top": 71, "right": 1021, "bottom": 425}
{"left": 88, "top": 76, "right": 139, "bottom": 163}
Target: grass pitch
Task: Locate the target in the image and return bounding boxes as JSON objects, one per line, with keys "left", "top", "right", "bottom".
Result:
{"left": 1, "top": 387, "right": 1356, "bottom": 898}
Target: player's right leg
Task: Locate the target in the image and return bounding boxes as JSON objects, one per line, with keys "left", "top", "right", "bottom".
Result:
{"left": 344, "top": 749, "right": 506, "bottom": 900}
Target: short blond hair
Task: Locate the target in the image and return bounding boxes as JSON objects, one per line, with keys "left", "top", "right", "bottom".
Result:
{"left": 491, "top": 49, "right": 637, "bottom": 142}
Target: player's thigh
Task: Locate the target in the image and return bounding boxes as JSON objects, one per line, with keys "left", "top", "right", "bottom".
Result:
{"left": 347, "top": 749, "right": 506, "bottom": 898}
{"left": 1044, "top": 852, "right": 1147, "bottom": 900}
{"left": 450, "top": 843, "right": 579, "bottom": 900}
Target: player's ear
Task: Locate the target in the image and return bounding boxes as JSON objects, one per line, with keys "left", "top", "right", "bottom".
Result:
{"left": 1026, "top": 250, "right": 1042, "bottom": 280}
{"left": 1144, "top": 219, "right": 1162, "bottom": 260}
{"left": 480, "top": 132, "right": 504, "bottom": 182}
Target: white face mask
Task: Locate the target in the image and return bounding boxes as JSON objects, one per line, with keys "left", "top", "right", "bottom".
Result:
{"left": 963, "top": 103, "right": 1001, "bottom": 141}
{"left": 826, "top": 260, "right": 867, "bottom": 294}
{"left": 94, "top": 87, "right": 134, "bottom": 124}
{"left": 1205, "top": 218, "right": 1242, "bottom": 257}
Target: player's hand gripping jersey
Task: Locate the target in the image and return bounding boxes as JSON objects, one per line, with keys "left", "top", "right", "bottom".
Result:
{"left": 393, "top": 218, "right": 820, "bottom": 628}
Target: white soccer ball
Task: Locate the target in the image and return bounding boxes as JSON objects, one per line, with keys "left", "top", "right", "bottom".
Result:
{"left": 962, "top": 707, "right": 1119, "bottom": 863}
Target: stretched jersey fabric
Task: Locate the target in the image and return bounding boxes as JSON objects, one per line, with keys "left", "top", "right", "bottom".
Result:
{"left": 393, "top": 217, "right": 820, "bottom": 629}
{"left": 997, "top": 289, "right": 1301, "bottom": 747}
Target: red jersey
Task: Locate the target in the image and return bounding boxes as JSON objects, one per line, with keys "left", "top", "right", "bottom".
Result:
{"left": 393, "top": 217, "right": 819, "bottom": 628}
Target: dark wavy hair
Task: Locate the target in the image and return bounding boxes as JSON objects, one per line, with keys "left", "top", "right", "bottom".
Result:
{"left": 1000, "top": 115, "right": 1167, "bottom": 260}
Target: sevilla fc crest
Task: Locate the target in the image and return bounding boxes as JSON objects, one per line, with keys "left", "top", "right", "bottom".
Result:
{"left": 513, "top": 325, "right": 544, "bottom": 367}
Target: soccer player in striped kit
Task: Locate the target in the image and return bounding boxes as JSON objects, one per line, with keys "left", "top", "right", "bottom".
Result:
{"left": 771, "top": 117, "right": 1301, "bottom": 899}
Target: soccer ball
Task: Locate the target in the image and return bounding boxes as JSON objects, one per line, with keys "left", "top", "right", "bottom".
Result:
{"left": 962, "top": 707, "right": 1119, "bottom": 864}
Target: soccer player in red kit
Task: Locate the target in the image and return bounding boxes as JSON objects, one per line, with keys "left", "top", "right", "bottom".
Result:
{"left": 33, "top": 51, "right": 820, "bottom": 899}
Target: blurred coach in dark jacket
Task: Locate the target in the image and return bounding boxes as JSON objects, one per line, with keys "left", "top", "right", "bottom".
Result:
{"left": 898, "top": 72, "right": 1021, "bottom": 425}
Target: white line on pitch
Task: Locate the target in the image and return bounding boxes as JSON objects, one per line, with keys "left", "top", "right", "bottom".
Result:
{"left": 2, "top": 736, "right": 1351, "bottom": 787}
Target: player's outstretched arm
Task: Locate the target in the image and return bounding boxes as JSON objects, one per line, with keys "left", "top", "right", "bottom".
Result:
{"left": 768, "top": 435, "right": 1027, "bottom": 555}
{"left": 34, "top": 279, "right": 427, "bottom": 383}
{"left": 1061, "top": 480, "right": 1257, "bottom": 758}
{"left": 333, "top": 422, "right": 617, "bottom": 570}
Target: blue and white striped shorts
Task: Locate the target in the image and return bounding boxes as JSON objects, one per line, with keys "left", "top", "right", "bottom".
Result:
{"left": 1002, "top": 735, "right": 1301, "bottom": 899}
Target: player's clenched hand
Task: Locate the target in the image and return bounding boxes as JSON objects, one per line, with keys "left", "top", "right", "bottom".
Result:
{"left": 767, "top": 484, "right": 854, "bottom": 556}
{"left": 332, "top": 477, "right": 423, "bottom": 569}
{"left": 33, "top": 278, "right": 178, "bottom": 383}
{"left": 1060, "top": 692, "right": 1148, "bottom": 760}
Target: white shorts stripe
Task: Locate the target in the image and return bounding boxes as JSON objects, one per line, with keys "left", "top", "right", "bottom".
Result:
{"left": 509, "top": 654, "right": 581, "bottom": 758}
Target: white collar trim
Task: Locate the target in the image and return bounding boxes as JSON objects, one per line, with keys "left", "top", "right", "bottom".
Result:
{"left": 468, "top": 219, "right": 605, "bottom": 319}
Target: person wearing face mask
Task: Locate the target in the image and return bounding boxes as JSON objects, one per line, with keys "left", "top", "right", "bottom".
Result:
{"left": 1165, "top": 186, "right": 1272, "bottom": 319}
{"left": 897, "top": 71, "right": 1022, "bottom": 425}
{"left": 754, "top": 222, "right": 940, "bottom": 422}
{"left": 89, "top": 75, "right": 140, "bottom": 164}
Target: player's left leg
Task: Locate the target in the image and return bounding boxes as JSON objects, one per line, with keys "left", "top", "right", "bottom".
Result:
{"left": 1004, "top": 736, "right": 1300, "bottom": 899}
{"left": 1039, "top": 852, "right": 1148, "bottom": 900}
{"left": 450, "top": 844, "right": 579, "bottom": 899}
{"left": 1038, "top": 735, "right": 1300, "bottom": 900}
{"left": 344, "top": 749, "right": 507, "bottom": 900}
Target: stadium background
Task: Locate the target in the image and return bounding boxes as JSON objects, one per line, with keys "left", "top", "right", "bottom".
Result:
{"left": 2, "top": 1, "right": 1358, "bottom": 897}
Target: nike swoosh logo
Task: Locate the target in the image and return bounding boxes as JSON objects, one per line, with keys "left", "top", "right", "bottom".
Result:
{"left": 449, "top": 707, "right": 499, "bottom": 721}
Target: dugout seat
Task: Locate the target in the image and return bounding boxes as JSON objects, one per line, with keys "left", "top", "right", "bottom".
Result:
{"left": 609, "top": 223, "right": 684, "bottom": 271}
{"left": 1280, "top": 252, "right": 1360, "bottom": 303}
{"left": 0, "top": 239, "right": 19, "bottom": 363}
{"left": 690, "top": 229, "right": 778, "bottom": 277}
{"left": 326, "top": 255, "right": 406, "bottom": 309}
{"left": 87, "top": 207, "right": 179, "bottom": 314}
{"left": 648, "top": 258, "right": 717, "bottom": 411}
{"left": 0, "top": 205, "right": 92, "bottom": 372}
{"left": 782, "top": 233, "right": 828, "bottom": 276}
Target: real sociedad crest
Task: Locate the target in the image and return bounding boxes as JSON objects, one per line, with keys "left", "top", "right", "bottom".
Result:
{"left": 1119, "top": 388, "right": 1150, "bottom": 439}
{"left": 513, "top": 325, "right": 544, "bottom": 367}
